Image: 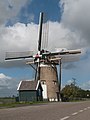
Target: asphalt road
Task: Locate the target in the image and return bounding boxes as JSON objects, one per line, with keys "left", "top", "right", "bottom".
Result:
{"left": 0, "top": 101, "right": 90, "bottom": 120}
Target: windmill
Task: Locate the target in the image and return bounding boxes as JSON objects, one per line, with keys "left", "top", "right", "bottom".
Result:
{"left": 5, "top": 12, "right": 81, "bottom": 101}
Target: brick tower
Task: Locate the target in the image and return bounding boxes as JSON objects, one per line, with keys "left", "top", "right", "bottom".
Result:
{"left": 40, "top": 64, "right": 60, "bottom": 101}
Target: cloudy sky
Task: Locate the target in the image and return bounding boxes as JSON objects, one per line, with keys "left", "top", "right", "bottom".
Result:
{"left": 0, "top": 0, "right": 90, "bottom": 97}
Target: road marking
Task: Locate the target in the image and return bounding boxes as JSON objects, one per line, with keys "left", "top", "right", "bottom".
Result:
{"left": 60, "top": 116, "right": 70, "bottom": 120}
{"left": 84, "top": 108, "right": 88, "bottom": 111}
{"left": 72, "top": 112, "right": 78, "bottom": 116}
{"left": 79, "top": 110, "right": 84, "bottom": 112}
{"left": 60, "top": 107, "right": 90, "bottom": 120}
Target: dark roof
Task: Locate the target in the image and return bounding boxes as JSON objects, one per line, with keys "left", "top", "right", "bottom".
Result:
{"left": 17, "top": 80, "right": 39, "bottom": 91}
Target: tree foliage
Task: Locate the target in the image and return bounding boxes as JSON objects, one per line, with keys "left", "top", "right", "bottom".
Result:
{"left": 61, "top": 83, "right": 90, "bottom": 101}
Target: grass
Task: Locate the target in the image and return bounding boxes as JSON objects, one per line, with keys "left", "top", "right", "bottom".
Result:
{"left": 0, "top": 102, "right": 33, "bottom": 108}
{"left": 0, "top": 97, "right": 27, "bottom": 108}
{"left": 0, "top": 98, "right": 49, "bottom": 109}
{"left": 0, "top": 97, "right": 89, "bottom": 109}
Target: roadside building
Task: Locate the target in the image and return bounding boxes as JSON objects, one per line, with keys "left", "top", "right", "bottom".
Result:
{"left": 17, "top": 80, "right": 43, "bottom": 102}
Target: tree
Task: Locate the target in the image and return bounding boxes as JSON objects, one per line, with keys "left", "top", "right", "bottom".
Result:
{"left": 61, "top": 83, "right": 90, "bottom": 101}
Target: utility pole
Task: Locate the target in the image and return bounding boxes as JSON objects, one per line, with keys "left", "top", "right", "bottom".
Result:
{"left": 72, "top": 77, "right": 76, "bottom": 98}
{"left": 72, "top": 78, "right": 76, "bottom": 86}
{"left": 59, "top": 58, "right": 62, "bottom": 101}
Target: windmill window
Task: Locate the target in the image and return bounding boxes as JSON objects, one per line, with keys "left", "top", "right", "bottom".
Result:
{"left": 53, "top": 81, "right": 57, "bottom": 85}
{"left": 41, "top": 80, "right": 46, "bottom": 84}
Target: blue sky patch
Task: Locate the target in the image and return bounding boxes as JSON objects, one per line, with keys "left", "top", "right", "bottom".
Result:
{"left": 6, "top": 0, "right": 63, "bottom": 26}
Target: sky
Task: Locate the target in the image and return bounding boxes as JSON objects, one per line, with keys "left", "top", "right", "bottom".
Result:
{"left": 0, "top": 0, "right": 90, "bottom": 97}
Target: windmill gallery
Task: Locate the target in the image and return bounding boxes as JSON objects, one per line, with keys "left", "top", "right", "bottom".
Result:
{"left": 5, "top": 13, "right": 81, "bottom": 102}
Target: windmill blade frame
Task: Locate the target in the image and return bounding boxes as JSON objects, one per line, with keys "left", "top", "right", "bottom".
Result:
{"left": 42, "top": 49, "right": 81, "bottom": 57}
{"left": 5, "top": 51, "right": 33, "bottom": 60}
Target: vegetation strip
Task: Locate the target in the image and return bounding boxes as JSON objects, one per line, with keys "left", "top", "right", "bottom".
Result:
{"left": 0, "top": 101, "right": 49, "bottom": 109}
{"left": 61, "top": 81, "right": 90, "bottom": 102}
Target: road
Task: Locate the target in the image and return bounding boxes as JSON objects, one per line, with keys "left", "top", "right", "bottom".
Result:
{"left": 0, "top": 101, "right": 90, "bottom": 120}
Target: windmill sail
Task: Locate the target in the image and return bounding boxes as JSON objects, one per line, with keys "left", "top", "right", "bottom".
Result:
{"left": 42, "top": 49, "right": 81, "bottom": 57}
{"left": 5, "top": 51, "right": 33, "bottom": 60}
{"left": 41, "top": 13, "right": 49, "bottom": 50}
{"left": 38, "top": 12, "right": 43, "bottom": 52}
{"left": 36, "top": 12, "right": 44, "bottom": 80}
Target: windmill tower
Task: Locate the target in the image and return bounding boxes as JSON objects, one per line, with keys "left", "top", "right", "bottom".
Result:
{"left": 40, "top": 64, "right": 60, "bottom": 101}
{"left": 5, "top": 12, "right": 81, "bottom": 102}
{"left": 31, "top": 12, "right": 60, "bottom": 101}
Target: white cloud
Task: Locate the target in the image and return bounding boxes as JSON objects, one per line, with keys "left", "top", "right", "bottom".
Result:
{"left": 67, "top": 79, "right": 73, "bottom": 84}
{"left": 67, "top": 79, "right": 90, "bottom": 90}
{"left": 0, "top": 21, "right": 82, "bottom": 64}
{"left": 0, "top": 0, "right": 89, "bottom": 68}
{"left": 0, "top": 73, "right": 15, "bottom": 89}
{"left": 0, "top": 73, "right": 18, "bottom": 97}
{"left": 80, "top": 81, "right": 90, "bottom": 90}
{"left": 0, "top": 0, "right": 29, "bottom": 25}
{"left": 61, "top": 0, "right": 90, "bottom": 48}
{"left": 1, "top": 0, "right": 89, "bottom": 65}
{"left": 48, "top": 21, "right": 84, "bottom": 50}
{"left": 0, "top": 23, "right": 38, "bottom": 62}
{"left": 0, "top": 73, "right": 11, "bottom": 79}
